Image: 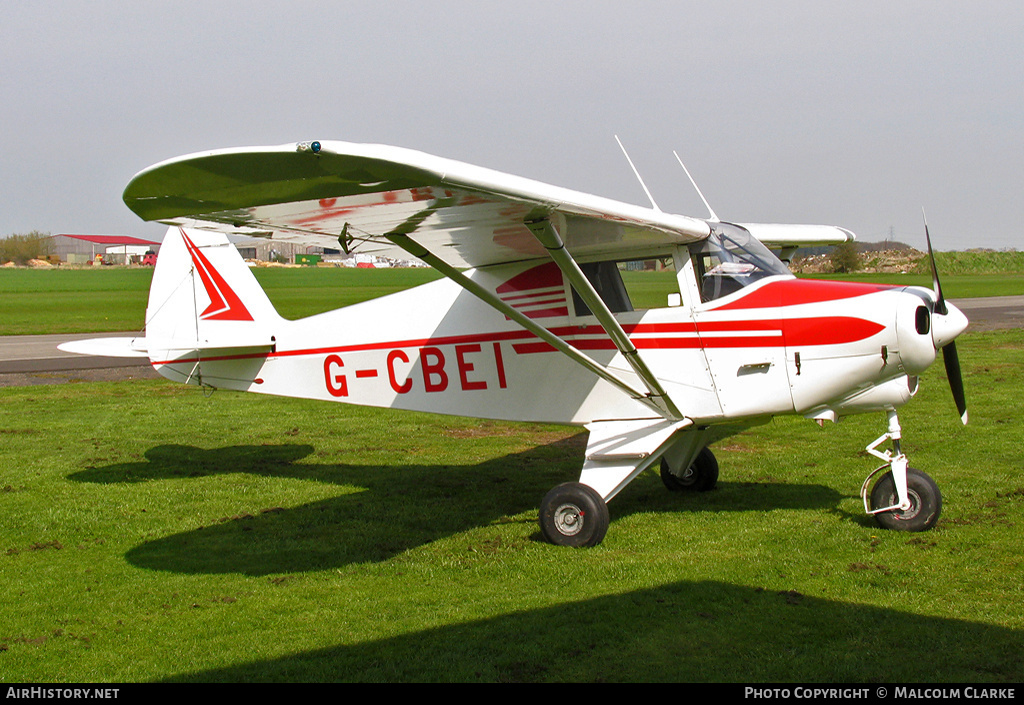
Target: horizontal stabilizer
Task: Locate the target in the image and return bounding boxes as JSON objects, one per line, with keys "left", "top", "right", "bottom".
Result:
{"left": 58, "top": 337, "right": 148, "bottom": 358}
{"left": 144, "top": 336, "right": 276, "bottom": 353}
{"left": 59, "top": 335, "right": 276, "bottom": 358}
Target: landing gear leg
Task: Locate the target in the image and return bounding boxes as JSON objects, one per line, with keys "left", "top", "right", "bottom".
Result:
{"left": 538, "top": 419, "right": 693, "bottom": 547}
{"left": 860, "top": 409, "right": 942, "bottom": 531}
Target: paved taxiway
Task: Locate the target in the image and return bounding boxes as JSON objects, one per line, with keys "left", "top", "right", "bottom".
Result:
{"left": 1, "top": 296, "right": 1021, "bottom": 387}
{"left": 0, "top": 331, "right": 159, "bottom": 386}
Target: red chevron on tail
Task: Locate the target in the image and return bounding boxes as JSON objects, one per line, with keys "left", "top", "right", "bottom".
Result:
{"left": 181, "top": 229, "right": 253, "bottom": 321}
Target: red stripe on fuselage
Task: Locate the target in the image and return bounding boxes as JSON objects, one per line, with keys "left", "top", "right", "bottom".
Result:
{"left": 510, "top": 316, "right": 882, "bottom": 355}
{"left": 495, "top": 262, "right": 563, "bottom": 293}
{"left": 711, "top": 278, "right": 897, "bottom": 311}
{"left": 150, "top": 316, "right": 882, "bottom": 366}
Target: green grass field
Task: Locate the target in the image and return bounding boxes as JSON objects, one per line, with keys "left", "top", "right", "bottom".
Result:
{"left": 0, "top": 267, "right": 442, "bottom": 335}
{"left": 1, "top": 326, "right": 1022, "bottom": 681}
{"left": 1, "top": 262, "right": 1022, "bottom": 682}
{"left": 1, "top": 265, "right": 1021, "bottom": 336}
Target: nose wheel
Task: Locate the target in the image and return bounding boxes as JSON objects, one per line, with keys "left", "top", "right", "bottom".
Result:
{"left": 861, "top": 410, "right": 942, "bottom": 532}
{"left": 869, "top": 467, "right": 942, "bottom": 531}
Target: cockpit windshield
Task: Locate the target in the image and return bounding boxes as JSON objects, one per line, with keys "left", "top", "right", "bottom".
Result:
{"left": 690, "top": 222, "right": 791, "bottom": 302}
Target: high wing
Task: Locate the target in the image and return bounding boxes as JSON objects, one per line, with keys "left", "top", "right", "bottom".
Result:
{"left": 123, "top": 140, "right": 712, "bottom": 269}
{"left": 125, "top": 140, "right": 723, "bottom": 420}
{"left": 121, "top": 140, "right": 854, "bottom": 422}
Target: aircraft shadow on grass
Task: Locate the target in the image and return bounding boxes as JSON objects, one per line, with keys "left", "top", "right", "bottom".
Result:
{"left": 156, "top": 579, "right": 1024, "bottom": 682}
{"left": 69, "top": 441, "right": 845, "bottom": 575}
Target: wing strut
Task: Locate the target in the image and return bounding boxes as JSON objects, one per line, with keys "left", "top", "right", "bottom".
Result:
{"left": 384, "top": 232, "right": 677, "bottom": 420}
{"left": 524, "top": 217, "right": 684, "bottom": 421}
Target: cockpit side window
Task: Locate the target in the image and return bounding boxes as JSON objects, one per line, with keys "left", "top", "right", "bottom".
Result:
{"left": 690, "top": 224, "right": 791, "bottom": 303}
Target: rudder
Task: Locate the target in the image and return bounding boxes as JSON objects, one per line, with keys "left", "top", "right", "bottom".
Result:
{"left": 146, "top": 227, "right": 282, "bottom": 384}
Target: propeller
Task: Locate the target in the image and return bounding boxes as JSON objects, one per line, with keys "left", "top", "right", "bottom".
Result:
{"left": 923, "top": 211, "right": 968, "bottom": 424}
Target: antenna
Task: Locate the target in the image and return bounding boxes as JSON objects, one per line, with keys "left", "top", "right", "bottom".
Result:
{"left": 614, "top": 135, "right": 661, "bottom": 212}
{"left": 673, "top": 151, "right": 719, "bottom": 222}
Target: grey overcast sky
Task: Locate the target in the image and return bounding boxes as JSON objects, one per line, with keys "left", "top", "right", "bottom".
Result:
{"left": 2, "top": 1, "right": 1021, "bottom": 251}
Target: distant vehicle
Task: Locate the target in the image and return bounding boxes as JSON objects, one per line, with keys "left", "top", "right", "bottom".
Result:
{"left": 142, "top": 253, "right": 158, "bottom": 266}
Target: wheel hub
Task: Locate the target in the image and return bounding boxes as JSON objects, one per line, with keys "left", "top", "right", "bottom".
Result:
{"left": 553, "top": 503, "right": 584, "bottom": 536}
{"left": 887, "top": 489, "right": 922, "bottom": 521}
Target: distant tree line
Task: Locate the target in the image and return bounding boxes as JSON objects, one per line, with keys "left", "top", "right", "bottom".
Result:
{"left": 0, "top": 231, "right": 52, "bottom": 265}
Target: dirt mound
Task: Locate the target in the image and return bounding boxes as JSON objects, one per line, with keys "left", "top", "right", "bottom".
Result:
{"left": 790, "top": 248, "right": 925, "bottom": 275}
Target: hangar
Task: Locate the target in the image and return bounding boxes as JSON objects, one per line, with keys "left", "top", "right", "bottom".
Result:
{"left": 50, "top": 234, "right": 160, "bottom": 264}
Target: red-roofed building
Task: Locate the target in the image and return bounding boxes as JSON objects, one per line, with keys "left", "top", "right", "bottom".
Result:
{"left": 51, "top": 234, "right": 160, "bottom": 264}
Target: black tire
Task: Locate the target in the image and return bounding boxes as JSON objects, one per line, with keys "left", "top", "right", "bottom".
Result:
{"left": 870, "top": 467, "right": 942, "bottom": 532}
{"left": 539, "top": 482, "right": 610, "bottom": 547}
{"left": 660, "top": 446, "right": 719, "bottom": 492}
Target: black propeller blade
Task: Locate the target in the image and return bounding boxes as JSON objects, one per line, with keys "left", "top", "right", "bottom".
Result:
{"left": 923, "top": 212, "right": 947, "bottom": 316}
{"left": 923, "top": 211, "right": 967, "bottom": 424}
{"left": 943, "top": 342, "right": 968, "bottom": 424}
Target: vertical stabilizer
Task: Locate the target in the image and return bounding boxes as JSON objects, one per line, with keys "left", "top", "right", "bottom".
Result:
{"left": 145, "top": 227, "right": 282, "bottom": 383}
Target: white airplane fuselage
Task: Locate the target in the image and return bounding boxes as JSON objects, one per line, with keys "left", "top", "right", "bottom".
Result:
{"left": 146, "top": 230, "right": 958, "bottom": 430}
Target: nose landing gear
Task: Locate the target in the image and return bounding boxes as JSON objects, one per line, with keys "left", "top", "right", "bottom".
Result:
{"left": 860, "top": 410, "right": 942, "bottom": 531}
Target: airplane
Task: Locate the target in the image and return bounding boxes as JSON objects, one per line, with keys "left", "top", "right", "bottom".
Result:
{"left": 60, "top": 139, "right": 969, "bottom": 547}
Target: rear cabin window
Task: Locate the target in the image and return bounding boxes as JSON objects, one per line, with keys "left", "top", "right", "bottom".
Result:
{"left": 571, "top": 256, "right": 676, "bottom": 316}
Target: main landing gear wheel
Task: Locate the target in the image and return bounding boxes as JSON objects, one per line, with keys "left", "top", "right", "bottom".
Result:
{"left": 660, "top": 447, "right": 719, "bottom": 492}
{"left": 870, "top": 468, "right": 942, "bottom": 532}
{"left": 539, "top": 482, "right": 610, "bottom": 547}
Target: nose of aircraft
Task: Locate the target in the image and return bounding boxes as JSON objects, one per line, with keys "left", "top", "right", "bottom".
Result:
{"left": 932, "top": 300, "right": 968, "bottom": 350}
{"left": 895, "top": 289, "right": 968, "bottom": 424}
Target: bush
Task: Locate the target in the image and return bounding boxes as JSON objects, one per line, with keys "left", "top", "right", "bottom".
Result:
{"left": 0, "top": 231, "right": 52, "bottom": 265}
{"left": 828, "top": 240, "right": 861, "bottom": 273}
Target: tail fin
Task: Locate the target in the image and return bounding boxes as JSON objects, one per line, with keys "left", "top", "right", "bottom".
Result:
{"left": 146, "top": 227, "right": 282, "bottom": 385}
